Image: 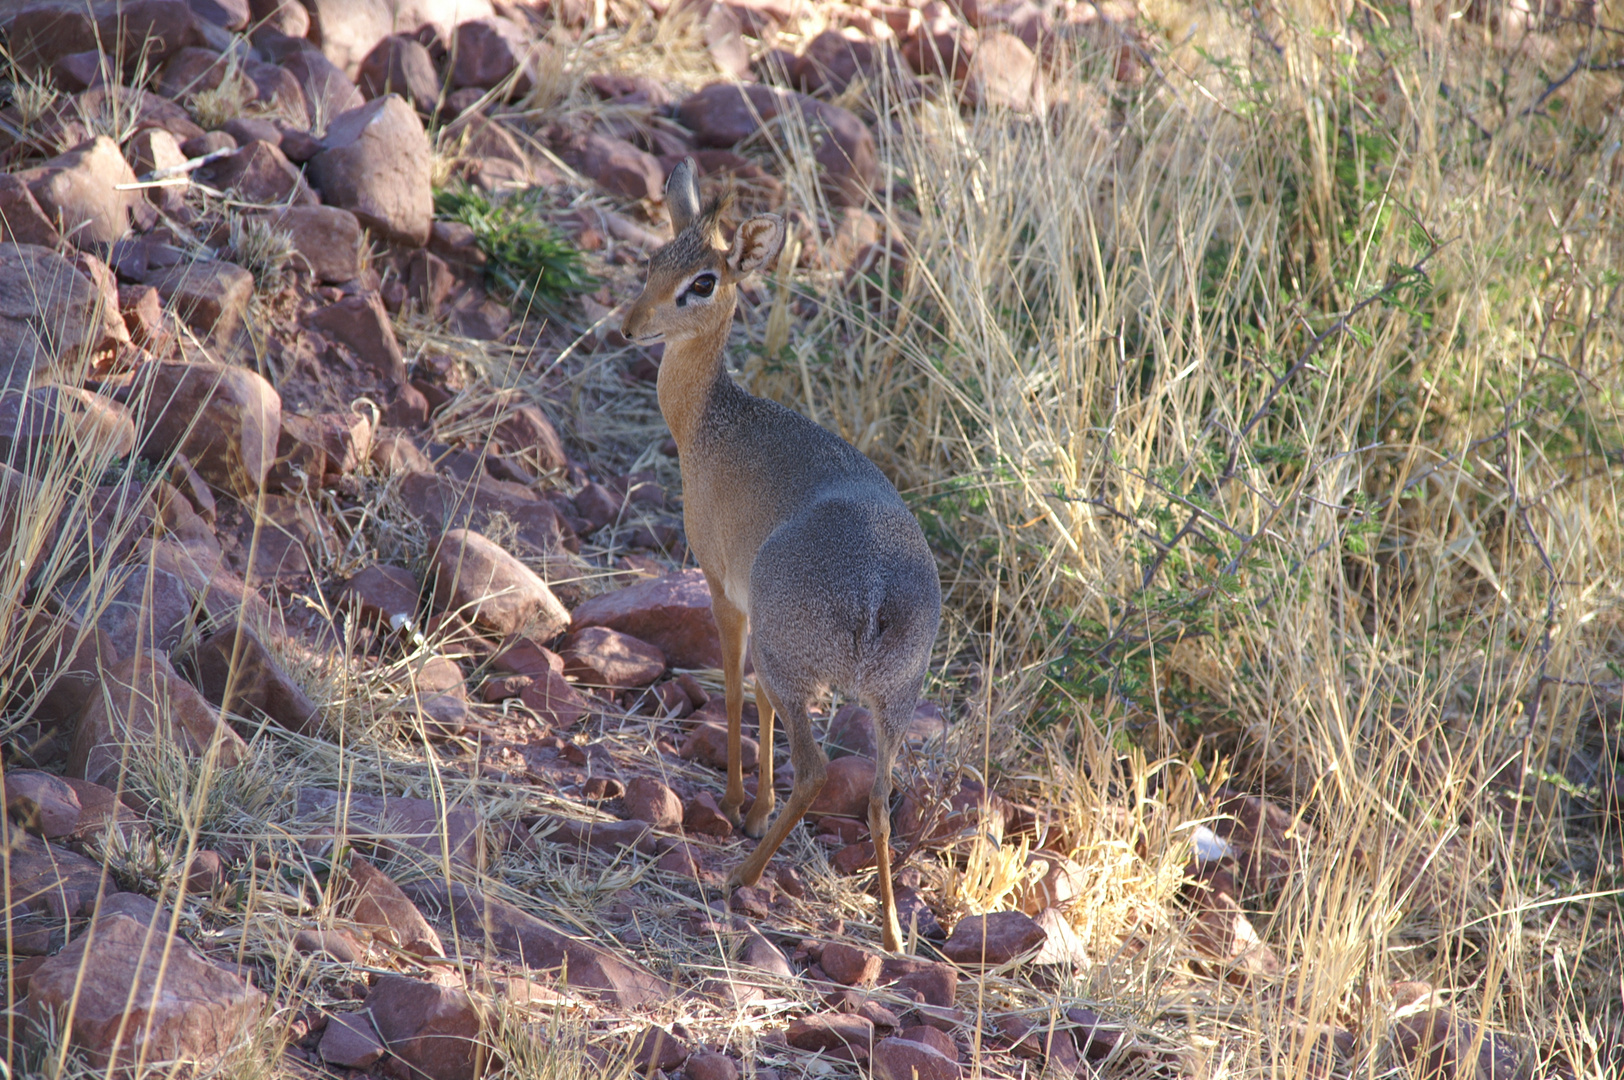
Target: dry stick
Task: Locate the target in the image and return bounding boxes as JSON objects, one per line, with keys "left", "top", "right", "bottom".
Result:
{"left": 1088, "top": 244, "right": 1443, "bottom": 669}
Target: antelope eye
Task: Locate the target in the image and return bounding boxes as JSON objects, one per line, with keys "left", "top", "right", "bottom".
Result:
{"left": 686, "top": 274, "right": 717, "bottom": 299}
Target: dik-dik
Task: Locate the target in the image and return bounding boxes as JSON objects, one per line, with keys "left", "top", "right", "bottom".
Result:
{"left": 620, "top": 160, "right": 941, "bottom": 951}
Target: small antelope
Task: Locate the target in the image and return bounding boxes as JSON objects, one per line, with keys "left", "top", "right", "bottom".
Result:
{"left": 621, "top": 160, "right": 942, "bottom": 952}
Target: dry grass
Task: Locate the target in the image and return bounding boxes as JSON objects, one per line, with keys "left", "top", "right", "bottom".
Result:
{"left": 3, "top": 0, "right": 1621, "bottom": 1077}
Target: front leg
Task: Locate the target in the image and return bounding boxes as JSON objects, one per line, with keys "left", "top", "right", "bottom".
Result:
{"left": 709, "top": 587, "right": 751, "bottom": 828}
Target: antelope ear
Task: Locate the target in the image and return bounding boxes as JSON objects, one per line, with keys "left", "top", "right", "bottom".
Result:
{"left": 727, "top": 214, "right": 786, "bottom": 276}
{"left": 665, "top": 158, "right": 701, "bottom": 233}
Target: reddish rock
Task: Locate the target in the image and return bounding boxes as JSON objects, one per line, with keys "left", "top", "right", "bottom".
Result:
{"left": 808, "top": 754, "right": 876, "bottom": 819}
{"left": 2, "top": 832, "right": 108, "bottom": 918}
{"left": 0, "top": 244, "right": 119, "bottom": 389}
{"left": 820, "top": 941, "right": 881, "bottom": 986}
{"left": 198, "top": 139, "right": 317, "bottom": 204}
{"left": 962, "top": 30, "right": 1039, "bottom": 111}
{"left": 1392, "top": 998, "right": 1524, "bottom": 1080}
{"left": 358, "top": 34, "right": 440, "bottom": 113}
{"left": 401, "top": 880, "right": 673, "bottom": 1007}
{"left": 400, "top": 471, "right": 574, "bottom": 559}
{"left": 451, "top": 16, "right": 545, "bottom": 93}
{"left": 0, "top": 386, "right": 136, "bottom": 473}
{"left": 69, "top": 649, "right": 249, "bottom": 789}
{"left": 895, "top": 775, "right": 1010, "bottom": 852}
{"left": 177, "top": 623, "right": 322, "bottom": 736}
{"left": 241, "top": 492, "right": 336, "bottom": 584}
{"left": 269, "top": 204, "right": 364, "bottom": 284}
{"left": 364, "top": 975, "right": 487, "bottom": 1080}
{"left": 826, "top": 700, "right": 946, "bottom": 759}
{"left": 0, "top": 174, "right": 62, "bottom": 246}
{"left": 540, "top": 816, "right": 658, "bottom": 855}
{"left": 904, "top": 4, "right": 977, "bottom": 79}
{"left": 307, "top": 291, "right": 408, "bottom": 385}
{"left": 941, "top": 911, "right": 1047, "bottom": 967}
{"left": 519, "top": 666, "right": 591, "bottom": 728}
{"left": 319, "top": 1010, "right": 386, "bottom": 1069}
{"left": 10, "top": 609, "right": 110, "bottom": 727}
{"left": 681, "top": 721, "right": 758, "bottom": 773}
{"left": 26, "top": 912, "right": 266, "bottom": 1069}
{"left": 631, "top": 1025, "right": 690, "bottom": 1073}
{"left": 430, "top": 528, "right": 570, "bottom": 639}
{"left": 338, "top": 855, "right": 445, "bottom": 957}
{"left": 682, "top": 790, "right": 735, "bottom": 838}
{"left": 281, "top": 46, "right": 365, "bottom": 120}
{"left": 562, "top": 133, "right": 664, "bottom": 201}
{"left": 310, "top": 96, "right": 433, "bottom": 246}
{"left": 880, "top": 956, "right": 957, "bottom": 1007}
{"left": 338, "top": 564, "right": 420, "bottom": 628}
{"left": 184, "top": 849, "right": 228, "bottom": 893}
{"left": 623, "top": 776, "right": 683, "bottom": 829}
{"left": 569, "top": 569, "right": 722, "bottom": 670}
{"left": 145, "top": 259, "right": 256, "bottom": 345}
{"left": 19, "top": 135, "right": 143, "bottom": 248}
{"left": 3, "top": 770, "right": 87, "bottom": 838}
{"left": 298, "top": 788, "right": 484, "bottom": 867}
{"left": 559, "top": 626, "right": 666, "bottom": 690}
{"left": 786, "top": 1012, "right": 873, "bottom": 1061}
{"left": 685, "top": 1050, "right": 740, "bottom": 1080}
{"left": 873, "top": 1037, "right": 961, "bottom": 1080}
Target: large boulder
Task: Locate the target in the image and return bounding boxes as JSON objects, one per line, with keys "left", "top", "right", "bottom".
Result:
{"left": 134, "top": 361, "right": 281, "bottom": 497}
{"left": 568, "top": 569, "right": 722, "bottom": 670}
{"left": 309, "top": 96, "right": 434, "bottom": 246}
{"left": 299, "top": 0, "right": 495, "bottom": 79}
{"left": 429, "top": 528, "right": 570, "bottom": 640}
{"left": 18, "top": 136, "right": 144, "bottom": 248}
{"left": 68, "top": 649, "right": 250, "bottom": 788}
{"left": 0, "top": 244, "right": 117, "bottom": 390}
{"left": 26, "top": 912, "right": 267, "bottom": 1070}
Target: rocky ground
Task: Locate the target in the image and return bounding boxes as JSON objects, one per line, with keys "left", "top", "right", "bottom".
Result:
{"left": 0, "top": 0, "right": 1603, "bottom": 1077}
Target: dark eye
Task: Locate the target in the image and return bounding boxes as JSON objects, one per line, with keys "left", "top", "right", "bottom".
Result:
{"left": 686, "top": 274, "right": 716, "bottom": 299}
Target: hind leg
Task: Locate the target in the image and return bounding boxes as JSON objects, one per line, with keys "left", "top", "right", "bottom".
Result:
{"left": 868, "top": 698, "right": 910, "bottom": 952}
{"left": 727, "top": 681, "right": 825, "bottom": 891}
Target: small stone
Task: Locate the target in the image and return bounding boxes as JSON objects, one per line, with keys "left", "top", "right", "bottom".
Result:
{"left": 785, "top": 1012, "right": 874, "bottom": 1061}
{"left": 962, "top": 31, "right": 1039, "bottom": 111}
{"left": 363, "top": 975, "right": 485, "bottom": 1080}
{"left": 631, "top": 1025, "right": 690, "bottom": 1073}
{"left": 0, "top": 174, "right": 62, "bottom": 246}
{"left": 685, "top": 1050, "right": 739, "bottom": 1080}
{"left": 821, "top": 941, "right": 882, "bottom": 987}
{"left": 184, "top": 849, "right": 228, "bottom": 893}
{"left": 623, "top": 776, "right": 683, "bottom": 829}
{"left": 1031, "top": 906, "right": 1089, "bottom": 966}
{"left": 681, "top": 721, "right": 758, "bottom": 773}
{"left": 941, "top": 911, "right": 1047, "bottom": 967}
{"left": 358, "top": 34, "right": 440, "bottom": 113}
{"left": 319, "top": 1010, "right": 385, "bottom": 1069}
{"left": 270, "top": 205, "right": 363, "bottom": 284}
{"left": 809, "top": 754, "right": 877, "bottom": 819}
{"left": 339, "top": 855, "right": 445, "bottom": 957}
{"left": 559, "top": 626, "right": 666, "bottom": 690}
{"left": 881, "top": 956, "right": 957, "bottom": 1007}
{"left": 684, "top": 790, "right": 736, "bottom": 838}
{"left": 873, "top": 1036, "right": 961, "bottom": 1080}
{"left": 144, "top": 260, "right": 256, "bottom": 345}
{"left": 294, "top": 927, "right": 365, "bottom": 963}
{"left": 176, "top": 623, "right": 322, "bottom": 736}
{"left": 197, "top": 139, "right": 316, "bottom": 205}
{"left": 337, "top": 564, "right": 420, "bottom": 628}
{"left": 307, "top": 291, "right": 408, "bottom": 385}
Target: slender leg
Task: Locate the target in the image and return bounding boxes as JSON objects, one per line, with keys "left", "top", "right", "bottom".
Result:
{"left": 709, "top": 586, "right": 750, "bottom": 828}
{"left": 869, "top": 702, "right": 906, "bottom": 952}
{"left": 727, "top": 684, "right": 825, "bottom": 890}
{"left": 743, "top": 647, "right": 776, "bottom": 837}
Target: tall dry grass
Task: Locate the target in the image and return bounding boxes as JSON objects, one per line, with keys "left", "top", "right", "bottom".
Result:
{"left": 724, "top": 0, "right": 1623, "bottom": 1071}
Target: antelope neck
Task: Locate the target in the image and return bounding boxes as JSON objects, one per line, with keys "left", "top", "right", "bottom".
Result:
{"left": 655, "top": 302, "right": 734, "bottom": 450}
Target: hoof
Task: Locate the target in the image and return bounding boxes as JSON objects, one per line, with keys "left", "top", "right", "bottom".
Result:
{"left": 742, "top": 798, "right": 773, "bottom": 839}
{"left": 718, "top": 797, "right": 744, "bottom": 829}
